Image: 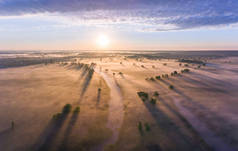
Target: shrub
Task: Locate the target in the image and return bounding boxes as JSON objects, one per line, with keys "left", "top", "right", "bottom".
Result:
{"left": 137, "top": 92, "right": 149, "bottom": 100}
{"left": 179, "top": 63, "right": 182, "bottom": 66}
{"left": 155, "top": 76, "right": 161, "bottom": 80}
{"left": 163, "top": 63, "right": 167, "bottom": 66}
{"left": 52, "top": 113, "right": 62, "bottom": 120}
{"left": 138, "top": 121, "right": 143, "bottom": 133}
{"left": 153, "top": 91, "right": 159, "bottom": 96}
{"left": 141, "top": 65, "right": 145, "bottom": 68}
{"left": 184, "top": 64, "right": 189, "bottom": 67}
{"left": 184, "top": 69, "right": 190, "bottom": 72}
{"left": 144, "top": 123, "right": 151, "bottom": 132}
{"left": 150, "top": 77, "right": 155, "bottom": 81}
{"left": 174, "top": 71, "right": 178, "bottom": 74}
{"left": 74, "top": 106, "right": 80, "bottom": 113}
{"left": 181, "top": 68, "right": 190, "bottom": 73}
{"left": 150, "top": 98, "right": 157, "bottom": 105}
{"left": 119, "top": 72, "right": 123, "bottom": 75}
{"left": 169, "top": 85, "right": 174, "bottom": 89}
{"left": 165, "top": 74, "right": 169, "bottom": 78}
{"left": 152, "top": 65, "right": 155, "bottom": 68}
{"left": 62, "top": 104, "right": 72, "bottom": 114}
{"left": 98, "top": 88, "right": 101, "bottom": 92}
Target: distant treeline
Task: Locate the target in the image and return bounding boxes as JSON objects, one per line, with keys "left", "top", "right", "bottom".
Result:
{"left": 127, "top": 51, "right": 238, "bottom": 60}
{"left": 178, "top": 59, "right": 205, "bottom": 64}
{"left": 0, "top": 56, "right": 75, "bottom": 68}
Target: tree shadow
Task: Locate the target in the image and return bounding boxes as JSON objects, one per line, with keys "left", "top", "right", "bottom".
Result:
{"left": 57, "top": 112, "right": 79, "bottom": 151}
{"left": 157, "top": 78, "right": 238, "bottom": 145}
{"left": 79, "top": 69, "right": 94, "bottom": 102}
{"left": 159, "top": 78, "right": 221, "bottom": 118}
{"left": 79, "top": 68, "right": 94, "bottom": 102}
{"left": 142, "top": 100, "right": 206, "bottom": 150}
{"left": 77, "top": 63, "right": 95, "bottom": 80}
{"left": 96, "top": 89, "right": 101, "bottom": 106}
{"left": 191, "top": 71, "right": 231, "bottom": 87}
{"left": 119, "top": 73, "right": 125, "bottom": 79}
{"left": 32, "top": 114, "right": 69, "bottom": 151}
{"left": 0, "top": 128, "right": 12, "bottom": 138}
{"left": 146, "top": 144, "right": 163, "bottom": 151}
{"left": 79, "top": 65, "right": 89, "bottom": 79}
{"left": 121, "top": 76, "right": 211, "bottom": 150}
{"left": 0, "top": 128, "right": 12, "bottom": 148}
{"left": 177, "top": 73, "right": 229, "bottom": 94}
{"left": 157, "top": 96, "right": 212, "bottom": 149}
{"left": 179, "top": 74, "right": 221, "bottom": 88}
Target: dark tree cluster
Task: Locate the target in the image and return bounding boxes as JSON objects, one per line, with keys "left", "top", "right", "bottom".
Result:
{"left": 138, "top": 121, "right": 151, "bottom": 135}
{"left": 137, "top": 92, "right": 149, "bottom": 101}
{"left": 171, "top": 71, "right": 178, "bottom": 76}
{"left": 52, "top": 104, "right": 80, "bottom": 120}
{"left": 181, "top": 68, "right": 190, "bottom": 73}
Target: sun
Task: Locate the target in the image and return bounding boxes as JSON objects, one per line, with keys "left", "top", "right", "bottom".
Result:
{"left": 96, "top": 34, "right": 110, "bottom": 48}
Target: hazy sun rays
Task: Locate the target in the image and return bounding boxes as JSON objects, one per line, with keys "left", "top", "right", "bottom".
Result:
{"left": 96, "top": 33, "right": 110, "bottom": 49}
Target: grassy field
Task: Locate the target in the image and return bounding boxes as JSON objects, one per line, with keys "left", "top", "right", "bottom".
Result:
{"left": 1, "top": 51, "right": 238, "bottom": 151}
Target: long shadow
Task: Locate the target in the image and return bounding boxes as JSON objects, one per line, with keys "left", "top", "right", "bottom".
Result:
{"left": 121, "top": 76, "right": 211, "bottom": 150}
{"left": 160, "top": 74, "right": 227, "bottom": 95}
{"left": 57, "top": 112, "right": 79, "bottom": 151}
{"left": 158, "top": 78, "right": 238, "bottom": 147}
{"left": 177, "top": 74, "right": 223, "bottom": 90}
{"left": 119, "top": 73, "right": 125, "bottom": 79}
{"left": 0, "top": 128, "right": 12, "bottom": 138}
{"left": 75, "top": 64, "right": 85, "bottom": 70}
{"left": 146, "top": 144, "right": 163, "bottom": 151}
{"left": 148, "top": 80, "right": 215, "bottom": 150}
{"left": 79, "top": 68, "right": 94, "bottom": 102}
{"left": 113, "top": 76, "right": 122, "bottom": 90}
{"left": 79, "top": 63, "right": 96, "bottom": 80}
{"left": 96, "top": 89, "right": 101, "bottom": 106}
{"left": 159, "top": 78, "right": 222, "bottom": 118}
{"left": 0, "top": 128, "right": 12, "bottom": 148}
{"left": 33, "top": 114, "right": 69, "bottom": 151}
{"left": 157, "top": 96, "right": 212, "bottom": 150}
{"left": 79, "top": 66, "right": 89, "bottom": 79}
{"left": 191, "top": 71, "right": 232, "bottom": 88}
{"left": 142, "top": 100, "right": 210, "bottom": 150}
{"left": 160, "top": 78, "right": 227, "bottom": 118}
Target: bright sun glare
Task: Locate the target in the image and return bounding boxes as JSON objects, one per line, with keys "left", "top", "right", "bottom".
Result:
{"left": 96, "top": 34, "right": 110, "bottom": 48}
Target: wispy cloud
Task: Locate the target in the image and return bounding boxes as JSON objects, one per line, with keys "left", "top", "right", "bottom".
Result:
{"left": 1, "top": 0, "right": 238, "bottom": 31}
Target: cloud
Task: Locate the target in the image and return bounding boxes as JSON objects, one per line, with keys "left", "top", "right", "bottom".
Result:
{"left": 0, "top": 0, "right": 238, "bottom": 31}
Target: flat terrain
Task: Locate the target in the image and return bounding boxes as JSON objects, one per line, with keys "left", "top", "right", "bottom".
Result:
{"left": 1, "top": 51, "right": 238, "bottom": 151}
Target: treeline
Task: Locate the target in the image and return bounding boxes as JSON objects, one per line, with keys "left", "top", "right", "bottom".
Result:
{"left": 0, "top": 56, "right": 75, "bottom": 68}
{"left": 178, "top": 59, "right": 206, "bottom": 65}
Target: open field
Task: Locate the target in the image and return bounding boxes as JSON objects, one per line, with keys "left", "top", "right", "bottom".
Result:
{"left": 1, "top": 51, "right": 238, "bottom": 151}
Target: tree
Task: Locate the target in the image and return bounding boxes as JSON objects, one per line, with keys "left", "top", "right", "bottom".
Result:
{"left": 153, "top": 91, "right": 159, "bottom": 96}
{"left": 74, "top": 106, "right": 80, "bottom": 113}
{"left": 150, "top": 98, "right": 157, "bottom": 105}
{"left": 138, "top": 121, "right": 143, "bottom": 134}
{"left": 169, "top": 85, "right": 174, "bottom": 89}
{"left": 155, "top": 76, "right": 161, "bottom": 80}
{"left": 62, "top": 104, "right": 72, "bottom": 114}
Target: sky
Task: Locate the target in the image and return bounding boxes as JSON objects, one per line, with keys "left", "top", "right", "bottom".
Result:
{"left": 0, "top": 0, "right": 238, "bottom": 51}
